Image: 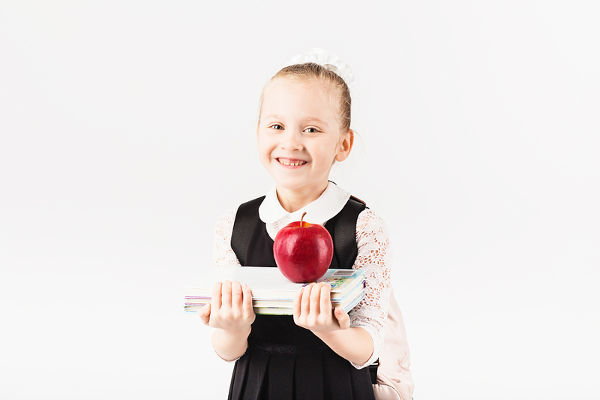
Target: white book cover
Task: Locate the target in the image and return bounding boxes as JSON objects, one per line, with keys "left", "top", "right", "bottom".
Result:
{"left": 184, "top": 265, "right": 365, "bottom": 303}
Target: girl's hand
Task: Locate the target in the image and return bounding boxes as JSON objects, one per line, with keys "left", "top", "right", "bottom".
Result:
{"left": 198, "top": 280, "right": 255, "bottom": 335}
{"left": 292, "top": 282, "right": 351, "bottom": 333}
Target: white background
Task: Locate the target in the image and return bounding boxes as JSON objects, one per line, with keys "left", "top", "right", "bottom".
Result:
{"left": 1, "top": 1, "right": 598, "bottom": 399}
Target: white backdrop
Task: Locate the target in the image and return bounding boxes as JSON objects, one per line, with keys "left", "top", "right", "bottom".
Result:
{"left": 1, "top": 1, "right": 598, "bottom": 399}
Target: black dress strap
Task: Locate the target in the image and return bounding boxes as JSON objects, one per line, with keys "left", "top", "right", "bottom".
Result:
{"left": 328, "top": 195, "right": 367, "bottom": 269}
{"left": 230, "top": 195, "right": 265, "bottom": 266}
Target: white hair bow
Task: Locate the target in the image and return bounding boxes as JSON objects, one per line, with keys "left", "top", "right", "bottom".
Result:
{"left": 284, "top": 47, "right": 355, "bottom": 87}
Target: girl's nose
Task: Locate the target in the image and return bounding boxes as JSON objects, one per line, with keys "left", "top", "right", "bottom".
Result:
{"left": 283, "top": 142, "right": 303, "bottom": 150}
{"left": 280, "top": 131, "right": 304, "bottom": 150}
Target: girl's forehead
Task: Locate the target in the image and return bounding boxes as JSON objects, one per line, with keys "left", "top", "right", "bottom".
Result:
{"left": 262, "top": 77, "right": 340, "bottom": 115}
{"left": 266, "top": 76, "right": 335, "bottom": 94}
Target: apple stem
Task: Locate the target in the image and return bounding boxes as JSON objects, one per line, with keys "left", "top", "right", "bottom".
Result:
{"left": 300, "top": 211, "right": 307, "bottom": 228}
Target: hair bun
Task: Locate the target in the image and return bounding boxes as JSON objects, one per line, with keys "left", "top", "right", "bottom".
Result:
{"left": 285, "top": 47, "right": 355, "bottom": 87}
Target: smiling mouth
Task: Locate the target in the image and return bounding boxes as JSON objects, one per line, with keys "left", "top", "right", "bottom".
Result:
{"left": 276, "top": 158, "right": 308, "bottom": 167}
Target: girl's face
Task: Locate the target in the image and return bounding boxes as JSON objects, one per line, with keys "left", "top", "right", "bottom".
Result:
{"left": 257, "top": 77, "right": 353, "bottom": 194}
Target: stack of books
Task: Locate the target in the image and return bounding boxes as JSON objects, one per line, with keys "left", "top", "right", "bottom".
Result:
{"left": 184, "top": 265, "right": 365, "bottom": 315}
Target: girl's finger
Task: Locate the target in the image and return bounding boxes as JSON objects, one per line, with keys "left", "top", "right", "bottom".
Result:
{"left": 242, "top": 283, "right": 254, "bottom": 314}
{"left": 334, "top": 307, "right": 351, "bottom": 329}
{"left": 301, "top": 283, "right": 313, "bottom": 316}
{"left": 198, "top": 303, "right": 211, "bottom": 325}
{"left": 211, "top": 281, "right": 222, "bottom": 311}
{"left": 231, "top": 281, "right": 242, "bottom": 308}
{"left": 293, "top": 286, "right": 303, "bottom": 320}
{"left": 310, "top": 282, "right": 322, "bottom": 315}
{"left": 221, "top": 280, "right": 232, "bottom": 308}
{"left": 320, "top": 283, "right": 332, "bottom": 315}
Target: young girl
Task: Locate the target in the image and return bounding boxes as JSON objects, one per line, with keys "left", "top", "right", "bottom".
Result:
{"left": 198, "top": 50, "right": 392, "bottom": 400}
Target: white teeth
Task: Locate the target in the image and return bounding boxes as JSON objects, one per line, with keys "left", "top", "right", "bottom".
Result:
{"left": 278, "top": 159, "right": 306, "bottom": 166}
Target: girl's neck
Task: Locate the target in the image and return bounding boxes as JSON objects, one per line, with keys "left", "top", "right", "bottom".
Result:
{"left": 275, "top": 181, "right": 329, "bottom": 213}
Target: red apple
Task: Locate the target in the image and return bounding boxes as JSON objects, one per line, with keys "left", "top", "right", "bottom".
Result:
{"left": 273, "top": 211, "right": 333, "bottom": 283}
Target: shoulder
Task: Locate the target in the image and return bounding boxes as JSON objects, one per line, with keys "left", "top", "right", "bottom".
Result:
{"left": 339, "top": 190, "right": 389, "bottom": 236}
{"left": 356, "top": 206, "right": 386, "bottom": 228}
{"left": 356, "top": 206, "right": 390, "bottom": 242}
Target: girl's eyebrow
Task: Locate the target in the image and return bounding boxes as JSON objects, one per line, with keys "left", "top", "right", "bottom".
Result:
{"left": 264, "top": 114, "right": 329, "bottom": 127}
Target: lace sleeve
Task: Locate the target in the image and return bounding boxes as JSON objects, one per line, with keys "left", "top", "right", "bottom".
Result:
{"left": 348, "top": 208, "right": 392, "bottom": 369}
{"left": 212, "top": 207, "right": 242, "bottom": 267}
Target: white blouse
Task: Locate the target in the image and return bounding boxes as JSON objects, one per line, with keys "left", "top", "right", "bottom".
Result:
{"left": 211, "top": 181, "right": 392, "bottom": 370}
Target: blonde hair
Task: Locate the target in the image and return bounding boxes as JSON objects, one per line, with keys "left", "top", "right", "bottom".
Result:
{"left": 257, "top": 62, "right": 352, "bottom": 133}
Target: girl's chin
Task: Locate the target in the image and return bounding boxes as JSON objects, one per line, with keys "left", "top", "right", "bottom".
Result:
{"left": 271, "top": 175, "right": 311, "bottom": 188}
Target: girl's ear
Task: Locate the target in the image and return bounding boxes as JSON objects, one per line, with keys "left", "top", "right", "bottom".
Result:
{"left": 335, "top": 129, "right": 354, "bottom": 162}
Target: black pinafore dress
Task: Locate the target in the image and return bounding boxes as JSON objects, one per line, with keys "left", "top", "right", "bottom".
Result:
{"left": 227, "top": 195, "right": 376, "bottom": 400}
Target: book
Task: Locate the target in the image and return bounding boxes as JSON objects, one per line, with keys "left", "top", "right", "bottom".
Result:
{"left": 185, "top": 277, "right": 366, "bottom": 315}
{"left": 184, "top": 265, "right": 365, "bottom": 315}
{"left": 242, "top": 290, "right": 365, "bottom": 316}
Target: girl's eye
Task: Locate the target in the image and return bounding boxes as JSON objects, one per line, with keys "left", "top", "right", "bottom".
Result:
{"left": 268, "top": 124, "right": 319, "bottom": 133}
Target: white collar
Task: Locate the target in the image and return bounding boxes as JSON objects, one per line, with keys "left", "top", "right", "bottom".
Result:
{"left": 258, "top": 181, "right": 351, "bottom": 225}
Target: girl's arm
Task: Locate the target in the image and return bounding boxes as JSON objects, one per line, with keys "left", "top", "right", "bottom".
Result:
{"left": 293, "top": 208, "right": 392, "bottom": 368}
{"left": 203, "top": 210, "right": 251, "bottom": 362}
{"left": 210, "top": 325, "right": 251, "bottom": 362}
{"left": 313, "top": 319, "right": 374, "bottom": 367}
{"left": 345, "top": 208, "right": 393, "bottom": 368}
